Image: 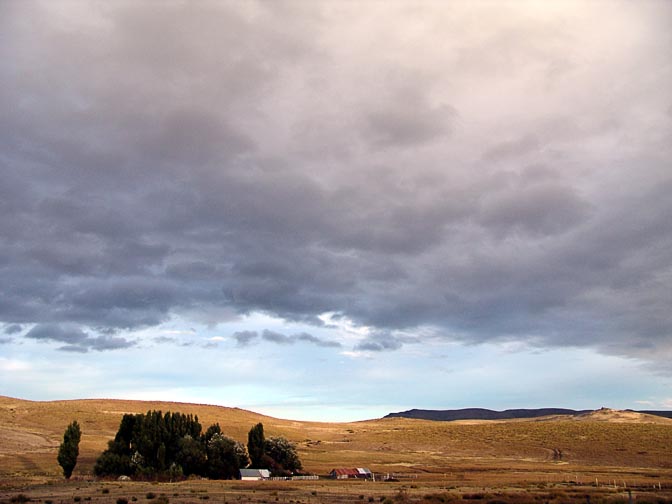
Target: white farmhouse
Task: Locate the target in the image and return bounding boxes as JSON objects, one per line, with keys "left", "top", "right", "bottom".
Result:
{"left": 240, "top": 468, "right": 271, "bottom": 481}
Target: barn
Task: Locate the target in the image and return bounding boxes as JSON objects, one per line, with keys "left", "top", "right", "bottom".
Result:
{"left": 329, "top": 467, "right": 373, "bottom": 479}
{"left": 240, "top": 469, "right": 271, "bottom": 480}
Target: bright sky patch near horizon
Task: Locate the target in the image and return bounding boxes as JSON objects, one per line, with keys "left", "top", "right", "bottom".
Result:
{"left": 1, "top": 0, "right": 671, "bottom": 422}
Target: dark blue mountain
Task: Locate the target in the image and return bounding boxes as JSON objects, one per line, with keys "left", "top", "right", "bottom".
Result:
{"left": 384, "top": 408, "right": 672, "bottom": 421}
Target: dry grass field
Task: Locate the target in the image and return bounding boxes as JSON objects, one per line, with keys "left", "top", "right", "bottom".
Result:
{"left": 1, "top": 396, "right": 671, "bottom": 504}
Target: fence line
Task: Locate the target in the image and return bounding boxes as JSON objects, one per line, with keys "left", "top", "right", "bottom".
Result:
{"left": 267, "top": 475, "right": 319, "bottom": 481}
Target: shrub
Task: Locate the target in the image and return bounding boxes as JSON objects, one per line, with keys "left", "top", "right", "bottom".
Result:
{"left": 10, "top": 495, "right": 30, "bottom": 503}
{"left": 264, "top": 436, "right": 303, "bottom": 474}
{"left": 94, "top": 448, "right": 132, "bottom": 477}
{"left": 146, "top": 493, "right": 156, "bottom": 500}
{"left": 117, "top": 499, "right": 129, "bottom": 504}
{"left": 393, "top": 489, "right": 410, "bottom": 503}
{"left": 101, "top": 488, "right": 110, "bottom": 495}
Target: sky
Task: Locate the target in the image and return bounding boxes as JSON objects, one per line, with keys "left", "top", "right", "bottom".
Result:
{"left": 1, "top": 0, "right": 671, "bottom": 422}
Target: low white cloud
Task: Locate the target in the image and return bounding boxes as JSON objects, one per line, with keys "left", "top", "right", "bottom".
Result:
{"left": 339, "top": 351, "right": 372, "bottom": 360}
{"left": 0, "top": 358, "right": 32, "bottom": 372}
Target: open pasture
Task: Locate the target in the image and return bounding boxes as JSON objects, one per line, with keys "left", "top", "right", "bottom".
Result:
{"left": 1, "top": 397, "right": 671, "bottom": 503}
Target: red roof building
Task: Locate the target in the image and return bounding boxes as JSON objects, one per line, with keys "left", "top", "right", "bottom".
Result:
{"left": 329, "top": 467, "right": 373, "bottom": 479}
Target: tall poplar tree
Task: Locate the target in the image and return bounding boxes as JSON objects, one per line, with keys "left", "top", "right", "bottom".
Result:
{"left": 247, "top": 422, "right": 265, "bottom": 468}
{"left": 57, "top": 420, "right": 81, "bottom": 479}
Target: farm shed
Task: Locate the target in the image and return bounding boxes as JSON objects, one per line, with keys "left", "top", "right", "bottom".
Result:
{"left": 240, "top": 469, "right": 271, "bottom": 480}
{"left": 329, "top": 467, "right": 373, "bottom": 479}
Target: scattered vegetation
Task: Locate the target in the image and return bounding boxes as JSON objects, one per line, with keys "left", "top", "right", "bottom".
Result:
{"left": 2, "top": 397, "right": 672, "bottom": 504}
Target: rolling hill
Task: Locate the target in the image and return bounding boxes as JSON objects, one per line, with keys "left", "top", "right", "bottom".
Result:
{"left": 2, "top": 396, "right": 672, "bottom": 487}
{"left": 384, "top": 408, "right": 588, "bottom": 421}
{"left": 385, "top": 407, "right": 672, "bottom": 422}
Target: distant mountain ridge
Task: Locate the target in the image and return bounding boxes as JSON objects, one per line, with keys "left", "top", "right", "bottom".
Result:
{"left": 384, "top": 408, "right": 672, "bottom": 421}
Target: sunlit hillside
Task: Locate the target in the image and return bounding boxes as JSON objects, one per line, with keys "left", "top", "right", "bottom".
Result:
{"left": 2, "top": 396, "right": 671, "bottom": 489}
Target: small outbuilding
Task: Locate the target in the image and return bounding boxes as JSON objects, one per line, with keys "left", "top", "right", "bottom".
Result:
{"left": 329, "top": 467, "right": 373, "bottom": 480}
{"left": 240, "top": 468, "right": 271, "bottom": 481}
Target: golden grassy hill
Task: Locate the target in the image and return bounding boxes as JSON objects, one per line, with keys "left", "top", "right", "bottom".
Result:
{"left": 2, "top": 396, "right": 671, "bottom": 487}
{"left": 572, "top": 407, "right": 672, "bottom": 423}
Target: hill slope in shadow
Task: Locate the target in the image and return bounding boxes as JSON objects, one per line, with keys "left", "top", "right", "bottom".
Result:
{"left": 384, "top": 407, "right": 672, "bottom": 421}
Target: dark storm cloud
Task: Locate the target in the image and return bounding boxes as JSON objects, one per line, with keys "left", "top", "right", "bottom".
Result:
{"left": 4, "top": 324, "right": 22, "bottom": 335}
{"left": 25, "top": 324, "right": 136, "bottom": 352}
{"left": 1, "top": 2, "right": 671, "bottom": 364}
{"left": 262, "top": 330, "right": 293, "bottom": 345}
{"left": 153, "top": 336, "right": 178, "bottom": 345}
{"left": 295, "top": 332, "right": 342, "bottom": 348}
{"left": 355, "top": 334, "right": 404, "bottom": 352}
{"left": 26, "top": 325, "right": 90, "bottom": 345}
{"left": 483, "top": 135, "right": 541, "bottom": 161}
{"left": 364, "top": 86, "right": 458, "bottom": 147}
{"left": 233, "top": 331, "right": 259, "bottom": 347}
{"left": 59, "top": 345, "right": 89, "bottom": 354}
{"left": 477, "top": 175, "right": 592, "bottom": 237}
{"left": 232, "top": 329, "right": 340, "bottom": 348}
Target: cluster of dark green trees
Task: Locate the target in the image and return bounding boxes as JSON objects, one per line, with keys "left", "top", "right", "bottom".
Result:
{"left": 247, "top": 422, "right": 302, "bottom": 476}
{"left": 92, "top": 411, "right": 301, "bottom": 480}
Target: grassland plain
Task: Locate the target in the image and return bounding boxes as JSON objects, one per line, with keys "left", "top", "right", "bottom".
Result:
{"left": 1, "top": 396, "right": 671, "bottom": 504}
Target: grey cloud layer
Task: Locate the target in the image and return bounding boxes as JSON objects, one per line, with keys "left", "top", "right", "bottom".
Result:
{"left": 25, "top": 324, "right": 136, "bottom": 353}
{"left": 1, "top": 1, "right": 671, "bottom": 361}
{"left": 233, "top": 330, "right": 341, "bottom": 348}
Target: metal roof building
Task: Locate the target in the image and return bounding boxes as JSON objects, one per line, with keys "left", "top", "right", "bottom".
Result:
{"left": 329, "top": 467, "right": 373, "bottom": 479}
{"left": 240, "top": 468, "right": 271, "bottom": 480}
